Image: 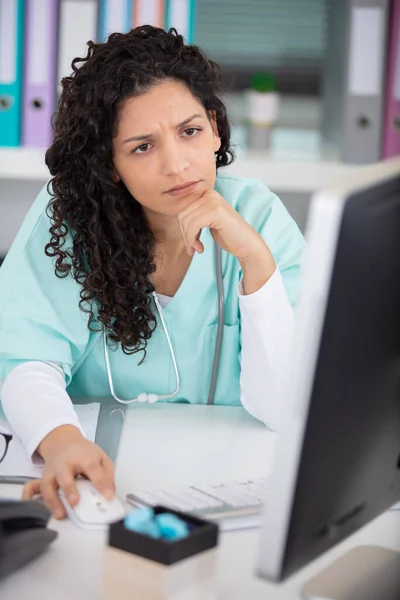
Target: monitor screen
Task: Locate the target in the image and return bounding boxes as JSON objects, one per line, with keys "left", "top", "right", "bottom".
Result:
{"left": 257, "top": 158, "right": 400, "bottom": 584}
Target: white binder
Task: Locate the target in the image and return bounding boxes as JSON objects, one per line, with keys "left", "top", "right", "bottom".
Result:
{"left": 99, "top": 0, "right": 132, "bottom": 41}
{"left": 322, "top": 0, "right": 389, "bottom": 164}
{"left": 57, "top": 0, "right": 99, "bottom": 96}
{"left": 166, "top": 0, "right": 195, "bottom": 43}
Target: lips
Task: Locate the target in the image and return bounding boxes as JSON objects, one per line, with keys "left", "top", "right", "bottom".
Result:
{"left": 166, "top": 181, "right": 199, "bottom": 195}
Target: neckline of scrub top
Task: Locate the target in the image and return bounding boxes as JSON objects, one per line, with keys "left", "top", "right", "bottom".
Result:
{"left": 156, "top": 292, "right": 172, "bottom": 308}
{"left": 159, "top": 227, "right": 214, "bottom": 316}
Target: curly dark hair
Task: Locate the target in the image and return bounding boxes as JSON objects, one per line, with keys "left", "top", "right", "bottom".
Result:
{"left": 44, "top": 25, "right": 234, "bottom": 361}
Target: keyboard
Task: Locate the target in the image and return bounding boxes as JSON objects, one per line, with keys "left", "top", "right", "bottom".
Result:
{"left": 126, "top": 477, "right": 269, "bottom": 532}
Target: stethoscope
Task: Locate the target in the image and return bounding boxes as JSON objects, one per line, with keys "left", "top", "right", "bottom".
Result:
{"left": 103, "top": 243, "right": 224, "bottom": 406}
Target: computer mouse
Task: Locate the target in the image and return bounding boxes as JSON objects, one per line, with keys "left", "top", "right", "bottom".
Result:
{"left": 58, "top": 479, "right": 126, "bottom": 530}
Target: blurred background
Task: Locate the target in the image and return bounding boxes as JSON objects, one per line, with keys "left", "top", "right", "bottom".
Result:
{"left": 0, "top": 0, "right": 397, "bottom": 263}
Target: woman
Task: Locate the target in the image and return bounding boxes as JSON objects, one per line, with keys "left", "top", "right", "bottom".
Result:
{"left": 0, "top": 26, "right": 304, "bottom": 519}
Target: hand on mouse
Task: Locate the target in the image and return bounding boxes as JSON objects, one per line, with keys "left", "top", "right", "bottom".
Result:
{"left": 22, "top": 425, "right": 115, "bottom": 520}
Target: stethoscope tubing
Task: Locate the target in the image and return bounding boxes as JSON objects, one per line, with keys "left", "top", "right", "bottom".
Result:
{"left": 104, "top": 242, "right": 224, "bottom": 405}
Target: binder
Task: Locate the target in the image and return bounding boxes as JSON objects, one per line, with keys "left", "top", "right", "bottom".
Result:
{"left": 22, "top": 0, "right": 59, "bottom": 148}
{"left": 0, "top": 0, "right": 25, "bottom": 147}
{"left": 165, "top": 0, "right": 196, "bottom": 42}
{"left": 382, "top": 0, "right": 400, "bottom": 158}
{"left": 322, "top": 0, "right": 389, "bottom": 164}
{"left": 98, "top": 0, "right": 133, "bottom": 41}
{"left": 57, "top": 0, "right": 98, "bottom": 96}
{"left": 132, "top": 0, "right": 165, "bottom": 28}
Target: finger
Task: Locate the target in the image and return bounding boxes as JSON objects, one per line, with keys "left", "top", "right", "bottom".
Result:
{"left": 83, "top": 457, "right": 115, "bottom": 499}
{"left": 183, "top": 234, "right": 203, "bottom": 256}
{"left": 185, "top": 213, "right": 211, "bottom": 254}
{"left": 179, "top": 208, "right": 211, "bottom": 254}
{"left": 100, "top": 454, "right": 116, "bottom": 498}
{"left": 179, "top": 201, "right": 209, "bottom": 231}
{"left": 177, "top": 194, "right": 208, "bottom": 220}
{"left": 57, "top": 471, "right": 80, "bottom": 507}
{"left": 192, "top": 238, "right": 204, "bottom": 254}
{"left": 22, "top": 479, "right": 42, "bottom": 500}
{"left": 178, "top": 211, "right": 191, "bottom": 253}
{"left": 186, "top": 224, "right": 205, "bottom": 254}
{"left": 41, "top": 476, "right": 66, "bottom": 519}
{"left": 185, "top": 237, "right": 203, "bottom": 256}
{"left": 178, "top": 189, "right": 219, "bottom": 222}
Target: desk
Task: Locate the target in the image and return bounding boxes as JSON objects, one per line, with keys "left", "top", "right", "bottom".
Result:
{"left": 0, "top": 404, "right": 399, "bottom": 599}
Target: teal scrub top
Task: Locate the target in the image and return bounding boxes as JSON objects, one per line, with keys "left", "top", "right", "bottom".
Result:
{"left": 0, "top": 174, "right": 305, "bottom": 406}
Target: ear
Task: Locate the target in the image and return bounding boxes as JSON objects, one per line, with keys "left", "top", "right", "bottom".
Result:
{"left": 209, "top": 110, "right": 221, "bottom": 152}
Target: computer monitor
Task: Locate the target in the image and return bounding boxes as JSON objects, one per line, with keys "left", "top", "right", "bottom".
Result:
{"left": 256, "top": 157, "right": 400, "bottom": 597}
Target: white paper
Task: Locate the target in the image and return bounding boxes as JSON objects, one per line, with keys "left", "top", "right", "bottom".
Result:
{"left": 0, "top": 403, "right": 100, "bottom": 478}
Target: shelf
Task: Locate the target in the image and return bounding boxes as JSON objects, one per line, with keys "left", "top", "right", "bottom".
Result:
{"left": 226, "top": 156, "right": 359, "bottom": 193}
{"left": 0, "top": 136, "right": 362, "bottom": 194}
{"left": 0, "top": 148, "right": 48, "bottom": 181}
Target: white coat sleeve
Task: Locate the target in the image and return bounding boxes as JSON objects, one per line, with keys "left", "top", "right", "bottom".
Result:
{"left": 238, "top": 267, "right": 294, "bottom": 430}
{"left": 0, "top": 362, "right": 84, "bottom": 463}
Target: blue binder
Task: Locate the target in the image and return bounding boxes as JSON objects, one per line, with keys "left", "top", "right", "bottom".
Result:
{"left": 0, "top": 0, "right": 25, "bottom": 147}
{"left": 99, "top": 0, "right": 133, "bottom": 41}
{"left": 165, "top": 0, "right": 196, "bottom": 43}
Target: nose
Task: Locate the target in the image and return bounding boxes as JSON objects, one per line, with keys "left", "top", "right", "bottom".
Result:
{"left": 160, "top": 137, "right": 190, "bottom": 177}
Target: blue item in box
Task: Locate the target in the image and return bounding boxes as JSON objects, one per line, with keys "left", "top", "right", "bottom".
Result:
{"left": 124, "top": 507, "right": 190, "bottom": 541}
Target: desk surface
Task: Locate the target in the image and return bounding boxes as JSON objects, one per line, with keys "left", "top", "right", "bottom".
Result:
{"left": 0, "top": 404, "right": 399, "bottom": 600}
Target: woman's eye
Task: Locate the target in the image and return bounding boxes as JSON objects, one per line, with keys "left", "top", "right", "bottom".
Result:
{"left": 183, "top": 127, "right": 200, "bottom": 137}
{"left": 133, "top": 143, "right": 150, "bottom": 154}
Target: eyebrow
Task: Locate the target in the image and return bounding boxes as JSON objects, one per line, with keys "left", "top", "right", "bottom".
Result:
{"left": 122, "top": 114, "right": 204, "bottom": 145}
